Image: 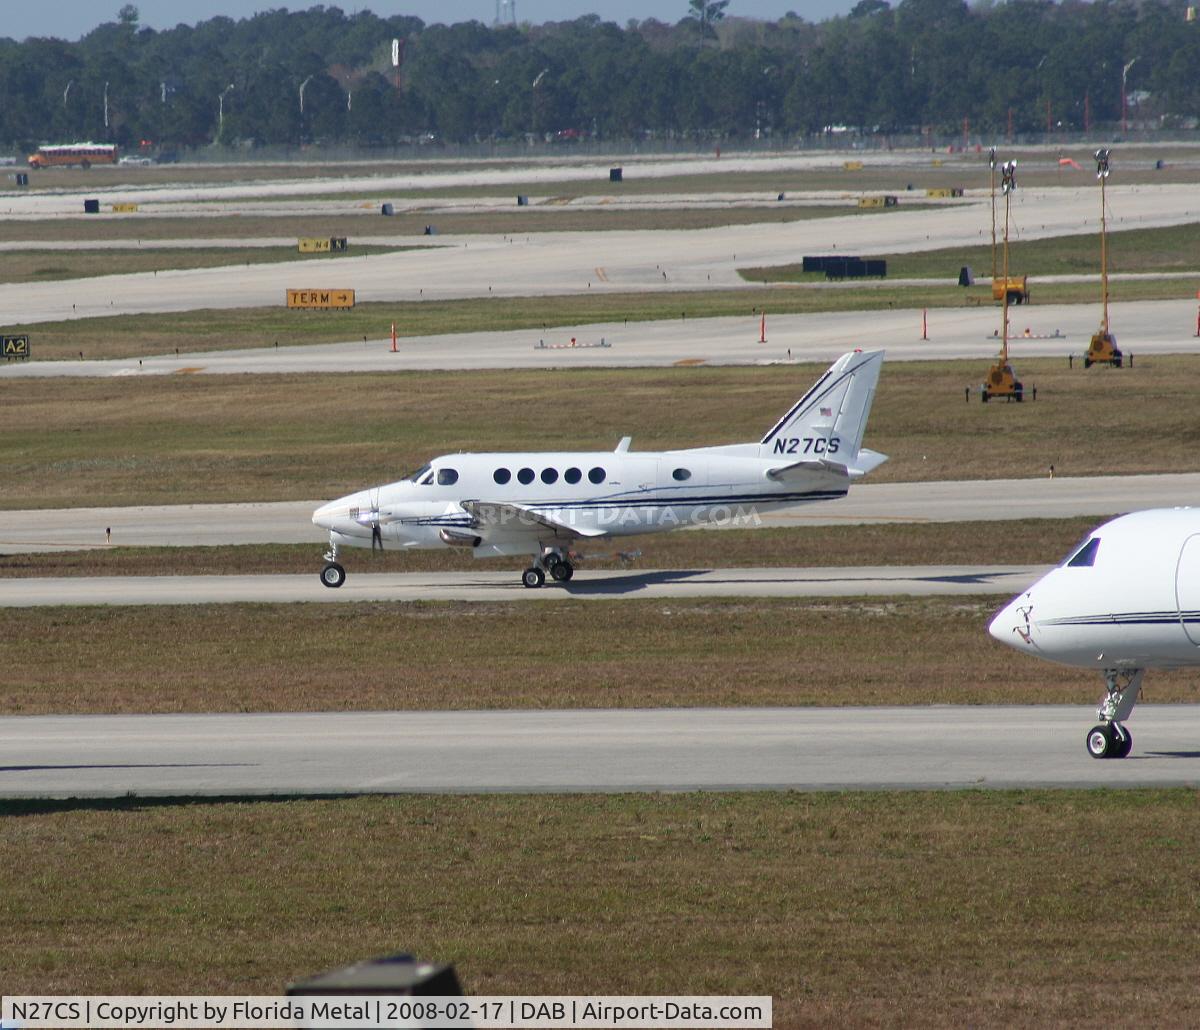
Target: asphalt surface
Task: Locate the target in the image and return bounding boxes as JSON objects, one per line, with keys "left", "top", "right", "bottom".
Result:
{"left": 3, "top": 474, "right": 1196, "bottom": 554}
{"left": 4, "top": 706, "right": 1198, "bottom": 798}
{"left": 0, "top": 564, "right": 1046, "bottom": 607}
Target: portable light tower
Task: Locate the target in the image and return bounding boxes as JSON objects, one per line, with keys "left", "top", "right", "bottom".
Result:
{"left": 1084, "top": 148, "right": 1124, "bottom": 368}
{"left": 982, "top": 159, "right": 1025, "bottom": 402}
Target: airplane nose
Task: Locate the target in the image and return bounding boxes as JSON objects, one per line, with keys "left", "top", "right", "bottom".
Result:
{"left": 312, "top": 500, "right": 342, "bottom": 531}
{"left": 988, "top": 595, "right": 1030, "bottom": 650}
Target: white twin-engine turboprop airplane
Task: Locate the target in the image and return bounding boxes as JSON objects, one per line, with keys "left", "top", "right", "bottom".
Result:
{"left": 312, "top": 348, "right": 886, "bottom": 589}
{"left": 990, "top": 508, "right": 1200, "bottom": 760}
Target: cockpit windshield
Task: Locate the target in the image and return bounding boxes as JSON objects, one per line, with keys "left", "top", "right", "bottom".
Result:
{"left": 1063, "top": 536, "right": 1101, "bottom": 568}
{"left": 403, "top": 463, "right": 432, "bottom": 483}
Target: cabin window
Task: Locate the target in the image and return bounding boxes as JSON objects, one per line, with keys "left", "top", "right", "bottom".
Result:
{"left": 1065, "top": 537, "right": 1100, "bottom": 568}
{"left": 672, "top": 468, "right": 692, "bottom": 481}
{"left": 493, "top": 468, "right": 511, "bottom": 485}
{"left": 588, "top": 466, "right": 606, "bottom": 484}
{"left": 564, "top": 467, "right": 582, "bottom": 484}
{"left": 541, "top": 467, "right": 559, "bottom": 484}
{"left": 517, "top": 467, "right": 535, "bottom": 485}
{"left": 437, "top": 468, "right": 459, "bottom": 486}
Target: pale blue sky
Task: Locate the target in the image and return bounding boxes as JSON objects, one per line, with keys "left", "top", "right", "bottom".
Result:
{"left": 4, "top": 1, "right": 858, "bottom": 40}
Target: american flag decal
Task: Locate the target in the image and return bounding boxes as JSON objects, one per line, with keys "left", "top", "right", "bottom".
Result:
{"left": 820, "top": 407, "right": 832, "bottom": 417}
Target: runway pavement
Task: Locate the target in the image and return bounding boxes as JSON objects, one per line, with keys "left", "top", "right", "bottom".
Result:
{"left": 2, "top": 181, "right": 1196, "bottom": 325}
{"left": 4, "top": 706, "right": 1199, "bottom": 798}
{"left": 2, "top": 474, "right": 1196, "bottom": 554}
{"left": 0, "top": 564, "right": 1047, "bottom": 607}
{"left": 4, "top": 296, "right": 1199, "bottom": 378}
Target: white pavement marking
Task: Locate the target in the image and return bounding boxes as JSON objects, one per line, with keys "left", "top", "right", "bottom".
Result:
{"left": 3, "top": 706, "right": 1199, "bottom": 798}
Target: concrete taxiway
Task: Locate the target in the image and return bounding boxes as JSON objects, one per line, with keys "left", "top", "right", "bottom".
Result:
{"left": 0, "top": 565, "right": 1046, "bottom": 607}
{"left": 4, "top": 297, "right": 1199, "bottom": 378}
{"left": 3, "top": 182, "right": 1197, "bottom": 325}
{"left": 4, "top": 706, "right": 1198, "bottom": 798}
{"left": 3, "top": 474, "right": 1196, "bottom": 554}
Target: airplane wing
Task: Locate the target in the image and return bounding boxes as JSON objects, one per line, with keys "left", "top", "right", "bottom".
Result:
{"left": 461, "top": 500, "right": 607, "bottom": 539}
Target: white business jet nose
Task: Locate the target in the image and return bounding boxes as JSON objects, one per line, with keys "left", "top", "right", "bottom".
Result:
{"left": 988, "top": 593, "right": 1035, "bottom": 651}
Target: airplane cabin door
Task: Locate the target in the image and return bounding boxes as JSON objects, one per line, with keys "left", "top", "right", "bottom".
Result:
{"left": 1175, "top": 534, "right": 1200, "bottom": 645}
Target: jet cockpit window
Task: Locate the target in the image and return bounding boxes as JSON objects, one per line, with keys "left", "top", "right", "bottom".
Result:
{"left": 493, "top": 468, "right": 511, "bottom": 485}
{"left": 541, "top": 468, "right": 559, "bottom": 484}
{"left": 1065, "top": 537, "right": 1101, "bottom": 568}
{"left": 517, "top": 467, "right": 535, "bottom": 485}
{"left": 588, "top": 467, "right": 606, "bottom": 485}
{"left": 564, "top": 467, "right": 582, "bottom": 484}
{"left": 419, "top": 470, "right": 435, "bottom": 485}
{"left": 672, "top": 468, "right": 692, "bottom": 481}
{"left": 404, "top": 463, "right": 432, "bottom": 482}
{"left": 437, "top": 468, "right": 459, "bottom": 486}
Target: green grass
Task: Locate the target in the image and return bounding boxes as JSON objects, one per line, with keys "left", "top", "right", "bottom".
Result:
{"left": 740, "top": 221, "right": 1200, "bottom": 282}
{"left": 1, "top": 357, "right": 1196, "bottom": 509}
{"left": 4, "top": 790, "right": 1200, "bottom": 1026}
{"left": 4, "top": 596, "right": 1196, "bottom": 715}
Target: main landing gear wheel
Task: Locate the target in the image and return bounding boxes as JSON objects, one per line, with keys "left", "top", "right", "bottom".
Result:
{"left": 549, "top": 560, "right": 574, "bottom": 582}
{"left": 320, "top": 562, "right": 346, "bottom": 588}
{"left": 1086, "top": 723, "right": 1131, "bottom": 759}
{"left": 522, "top": 567, "right": 546, "bottom": 589}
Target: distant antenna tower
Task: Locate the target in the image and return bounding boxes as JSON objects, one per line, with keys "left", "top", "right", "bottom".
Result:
{"left": 494, "top": 0, "right": 516, "bottom": 25}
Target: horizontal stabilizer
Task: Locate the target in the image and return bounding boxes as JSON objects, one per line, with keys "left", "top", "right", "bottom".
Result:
{"left": 461, "top": 500, "right": 606, "bottom": 538}
{"left": 767, "top": 458, "right": 850, "bottom": 481}
{"left": 848, "top": 448, "right": 889, "bottom": 478}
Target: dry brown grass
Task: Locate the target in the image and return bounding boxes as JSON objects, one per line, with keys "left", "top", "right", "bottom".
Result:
{"left": 3, "top": 597, "right": 1194, "bottom": 715}
{"left": 1, "top": 358, "right": 1195, "bottom": 509}
{"left": 0, "top": 245, "right": 411, "bottom": 284}
{"left": 3, "top": 789, "right": 1200, "bottom": 1027}
{"left": 0, "top": 205, "right": 853, "bottom": 245}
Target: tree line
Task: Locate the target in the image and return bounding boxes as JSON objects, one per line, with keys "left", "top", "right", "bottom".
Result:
{"left": 0, "top": 0, "right": 1196, "bottom": 153}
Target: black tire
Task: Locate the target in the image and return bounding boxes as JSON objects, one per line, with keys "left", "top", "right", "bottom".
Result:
{"left": 1014, "top": 385, "right": 1023, "bottom": 402}
{"left": 522, "top": 567, "right": 546, "bottom": 589}
{"left": 1086, "top": 723, "right": 1115, "bottom": 759}
{"left": 1113, "top": 726, "right": 1133, "bottom": 759}
{"left": 549, "top": 560, "right": 573, "bottom": 582}
{"left": 981, "top": 391, "right": 989, "bottom": 403}
{"left": 320, "top": 562, "right": 346, "bottom": 588}
{"left": 1083, "top": 357, "right": 1092, "bottom": 369}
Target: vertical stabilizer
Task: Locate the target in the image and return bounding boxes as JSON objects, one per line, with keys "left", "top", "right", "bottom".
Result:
{"left": 759, "top": 349, "right": 885, "bottom": 467}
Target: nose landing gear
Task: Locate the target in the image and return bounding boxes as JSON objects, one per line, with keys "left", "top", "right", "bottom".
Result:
{"left": 1085, "top": 668, "right": 1143, "bottom": 759}
{"left": 320, "top": 544, "right": 346, "bottom": 589}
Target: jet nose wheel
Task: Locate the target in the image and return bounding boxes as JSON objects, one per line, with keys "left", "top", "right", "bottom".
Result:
{"left": 522, "top": 567, "right": 546, "bottom": 589}
{"left": 1086, "top": 723, "right": 1131, "bottom": 759}
{"left": 320, "top": 562, "right": 347, "bottom": 589}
